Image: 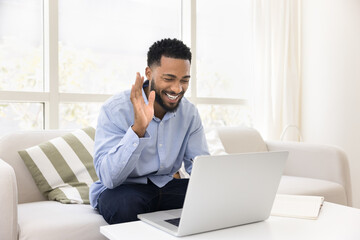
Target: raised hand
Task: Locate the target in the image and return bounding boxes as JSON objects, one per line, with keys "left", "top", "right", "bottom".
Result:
{"left": 130, "top": 72, "right": 155, "bottom": 137}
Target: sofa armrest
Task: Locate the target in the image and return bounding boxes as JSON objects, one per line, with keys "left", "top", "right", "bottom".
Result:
{"left": 266, "top": 140, "right": 352, "bottom": 206}
{"left": 0, "top": 158, "right": 18, "bottom": 240}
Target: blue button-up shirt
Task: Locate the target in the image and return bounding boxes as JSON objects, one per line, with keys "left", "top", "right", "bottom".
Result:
{"left": 89, "top": 81, "right": 209, "bottom": 208}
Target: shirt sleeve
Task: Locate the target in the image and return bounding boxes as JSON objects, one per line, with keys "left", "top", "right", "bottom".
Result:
{"left": 93, "top": 105, "right": 150, "bottom": 189}
{"left": 183, "top": 109, "right": 210, "bottom": 174}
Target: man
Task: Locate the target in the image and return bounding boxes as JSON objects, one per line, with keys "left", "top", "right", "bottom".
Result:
{"left": 90, "top": 38, "right": 209, "bottom": 224}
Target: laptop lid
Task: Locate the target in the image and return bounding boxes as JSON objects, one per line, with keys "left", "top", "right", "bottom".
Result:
{"left": 139, "top": 151, "right": 288, "bottom": 237}
{"left": 177, "top": 151, "right": 287, "bottom": 236}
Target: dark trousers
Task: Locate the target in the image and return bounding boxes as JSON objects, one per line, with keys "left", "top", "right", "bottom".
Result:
{"left": 97, "top": 178, "right": 189, "bottom": 224}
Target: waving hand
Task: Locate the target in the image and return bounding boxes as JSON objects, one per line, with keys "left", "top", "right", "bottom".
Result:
{"left": 130, "top": 72, "right": 155, "bottom": 137}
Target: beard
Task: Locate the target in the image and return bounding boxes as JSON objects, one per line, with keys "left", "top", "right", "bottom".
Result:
{"left": 150, "top": 78, "right": 184, "bottom": 112}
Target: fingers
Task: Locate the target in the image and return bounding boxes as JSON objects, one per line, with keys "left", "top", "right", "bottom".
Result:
{"left": 130, "top": 73, "right": 153, "bottom": 137}
{"left": 130, "top": 84, "right": 136, "bottom": 103}
{"left": 131, "top": 72, "right": 155, "bottom": 110}
{"left": 131, "top": 73, "right": 144, "bottom": 102}
{"left": 134, "top": 72, "right": 144, "bottom": 92}
{"left": 147, "top": 90, "right": 155, "bottom": 109}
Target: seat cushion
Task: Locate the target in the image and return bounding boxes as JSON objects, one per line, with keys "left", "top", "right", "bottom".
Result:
{"left": 18, "top": 201, "right": 108, "bottom": 240}
{"left": 278, "top": 175, "right": 347, "bottom": 205}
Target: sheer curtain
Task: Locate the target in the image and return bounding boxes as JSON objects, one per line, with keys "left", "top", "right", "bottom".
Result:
{"left": 252, "top": 0, "right": 301, "bottom": 141}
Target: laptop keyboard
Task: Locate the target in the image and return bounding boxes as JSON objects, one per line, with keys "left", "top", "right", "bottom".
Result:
{"left": 165, "top": 218, "right": 181, "bottom": 227}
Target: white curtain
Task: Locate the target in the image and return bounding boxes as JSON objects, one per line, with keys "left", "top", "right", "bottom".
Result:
{"left": 252, "top": 0, "right": 301, "bottom": 141}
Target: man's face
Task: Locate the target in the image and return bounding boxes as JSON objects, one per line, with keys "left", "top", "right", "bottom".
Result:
{"left": 147, "top": 56, "right": 190, "bottom": 112}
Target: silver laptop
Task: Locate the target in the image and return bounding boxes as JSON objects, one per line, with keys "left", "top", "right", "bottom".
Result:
{"left": 138, "top": 151, "right": 288, "bottom": 237}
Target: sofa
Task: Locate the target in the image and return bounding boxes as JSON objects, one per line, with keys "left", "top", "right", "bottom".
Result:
{"left": 0, "top": 126, "right": 352, "bottom": 240}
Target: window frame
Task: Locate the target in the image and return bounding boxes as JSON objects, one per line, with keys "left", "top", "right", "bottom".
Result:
{"left": 0, "top": 0, "right": 248, "bottom": 131}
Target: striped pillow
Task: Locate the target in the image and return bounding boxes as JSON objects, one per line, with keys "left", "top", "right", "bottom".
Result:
{"left": 18, "top": 127, "right": 98, "bottom": 204}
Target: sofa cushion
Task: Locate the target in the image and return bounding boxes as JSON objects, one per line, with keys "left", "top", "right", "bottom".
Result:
{"left": 216, "top": 126, "right": 268, "bottom": 153}
{"left": 18, "top": 127, "right": 98, "bottom": 204}
{"left": 278, "top": 175, "right": 347, "bottom": 205}
{"left": 18, "top": 201, "right": 107, "bottom": 240}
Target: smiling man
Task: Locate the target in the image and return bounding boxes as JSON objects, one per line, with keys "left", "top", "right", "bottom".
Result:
{"left": 90, "top": 38, "right": 209, "bottom": 224}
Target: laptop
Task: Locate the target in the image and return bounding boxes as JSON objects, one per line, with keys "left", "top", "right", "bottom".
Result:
{"left": 138, "top": 151, "right": 288, "bottom": 237}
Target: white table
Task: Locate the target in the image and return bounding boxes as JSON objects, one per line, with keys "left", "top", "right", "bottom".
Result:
{"left": 100, "top": 202, "right": 360, "bottom": 240}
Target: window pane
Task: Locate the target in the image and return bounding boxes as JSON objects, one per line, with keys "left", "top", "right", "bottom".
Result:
{"left": 0, "top": 102, "right": 43, "bottom": 136}
{"left": 197, "top": 104, "right": 252, "bottom": 129}
{"left": 196, "top": 0, "right": 253, "bottom": 99}
{"left": 59, "top": 102, "right": 103, "bottom": 129}
{"left": 0, "top": 0, "right": 43, "bottom": 91}
{"left": 58, "top": 0, "right": 181, "bottom": 94}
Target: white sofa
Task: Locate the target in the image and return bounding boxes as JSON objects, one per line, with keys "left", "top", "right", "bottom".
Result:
{"left": 0, "top": 127, "right": 352, "bottom": 240}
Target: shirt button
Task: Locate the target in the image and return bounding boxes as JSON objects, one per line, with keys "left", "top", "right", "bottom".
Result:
{"left": 159, "top": 143, "right": 163, "bottom": 147}
{"left": 133, "top": 142, "right": 138, "bottom": 147}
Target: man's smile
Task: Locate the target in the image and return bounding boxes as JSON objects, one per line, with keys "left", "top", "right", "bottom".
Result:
{"left": 163, "top": 91, "right": 184, "bottom": 104}
{"left": 165, "top": 92, "right": 181, "bottom": 101}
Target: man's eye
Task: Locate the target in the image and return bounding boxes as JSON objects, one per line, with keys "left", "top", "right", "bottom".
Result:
{"left": 164, "top": 78, "right": 174, "bottom": 81}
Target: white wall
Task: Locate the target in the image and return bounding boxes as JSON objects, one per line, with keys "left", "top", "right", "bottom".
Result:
{"left": 301, "top": 0, "right": 360, "bottom": 207}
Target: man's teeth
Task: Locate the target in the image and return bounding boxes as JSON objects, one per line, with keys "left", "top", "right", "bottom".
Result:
{"left": 166, "top": 93, "right": 179, "bottom": 100}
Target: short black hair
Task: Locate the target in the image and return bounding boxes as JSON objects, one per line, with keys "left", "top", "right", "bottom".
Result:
{"left": 147, "top": 38, "right": 192, "bottom": 67}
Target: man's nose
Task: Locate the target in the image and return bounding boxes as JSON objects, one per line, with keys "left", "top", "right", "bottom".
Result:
{"left": 170, "top": 82, "right": 183, "bottom": 94}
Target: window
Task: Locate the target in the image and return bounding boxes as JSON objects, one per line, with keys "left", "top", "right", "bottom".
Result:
{"left": 0, "top": 0, "right": 43, "bottom": 92}
{"left": 197, "top": 104, "right": 252, "bottom": 128}
{"left": 196, "top": 0, "right": 253, "bottom": 100}
{"left": 57, "top": 0, "right": 182, "bottom": 128}
{"left": 0, "top": 0, "right": 43, "bottom": 135}
{"left": 58, "top": 0, "right": 181, "bottom": 94}
{"left": 0, "top": 102, "right": 44, "bottom": 132}
{"left": 193, "top": 0, "right": 253, "bottom": 128}
{"left": 0, "top": 0, "right": 253, "bottom": 135}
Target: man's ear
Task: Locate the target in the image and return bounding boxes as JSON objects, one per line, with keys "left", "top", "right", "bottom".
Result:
{"left": 145, "top": 66, "right": 152, "bottom": 80}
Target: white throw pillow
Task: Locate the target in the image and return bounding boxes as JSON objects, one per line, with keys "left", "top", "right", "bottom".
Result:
{"left": 178, "top": 128, "right": 227, "bottom": 178}
{"left": 204, "top": 128, "right": 227, "bottom": 156}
